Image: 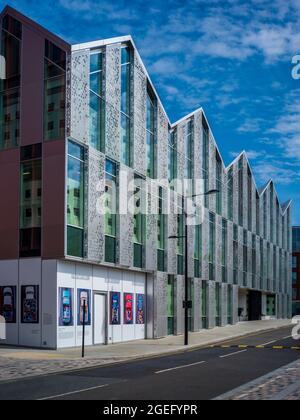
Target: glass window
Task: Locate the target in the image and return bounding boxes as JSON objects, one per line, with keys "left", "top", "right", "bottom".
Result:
{"left": 238, "top": 157, "right": 243, "bottom": 226}
{"left": 194, "top": 221, "right": 202, "bottom": 278}
{"left": 256, "top": 192, "right": 260, "bottom": 236}
{"left": 146, "top": 91, "right": 155, "bottom": 178}
{"left": 227, "top": 285, "right": 233, "bottom": 324}
{"left": 177, "top": 196, "right": 184, "bottom": 275}
{"left": 89, "top": 51, "right": 104, "bottom": 152}
{"left": 185, "top": 119, "right": 193, "bottom": 180}
{"left": 168, "top": 130, "right": 177, "bottom": 182}
{"left": 67, "top": 141, "right": 85, "bottom": 258}
{"left": 120, "top": 46, "right": 131, "bottom": 166}
{"left": 202, "top": 281, "right": 207, "bottom": 328}
{"left": 167, "top": 276, "right": 175, "bottom": 335}
{"left": 202, "top": 116, "right": 209, "bottom": 207}
{"left": 19, "top": 145, "right": 42, "bottom": 257}
{"left": 233, "top": 224, "right": 238, "bottom": 285}
{"left": 44, "top": 40, "right": 66, "bottom": 141}
{"left": 247, "top": 167, "right": 252, "bottom": 231}
{"left": 105, "top": 159, "right": 117, "bottom": 263}
{"left": 215, "top": 283, "right": 221, "bottom": 326}
{"left": 227, "top": 167, "right": 233, "bottom": 221}
{"left": 292, "top": 227, "right": 300, "bottom": 252}
{"left": 209, "top": 212, "right": 215, "bottom": 280}
{"left": 270, "top": 185, "right": 274, "bottom": 243}
{"left": 222, "top": 219, "right": 227, "bottom": 282}
{"left": 216, "top": 153, "right": 222, "bottom": 215}
{"left": 0, "top": 16, "right": 22, "bottom": 149}
{"left": 157, "top": 187, "right": 166, "bottom": 272}
{"left": 133, "top": 174, "right": 145, "bottom": 268}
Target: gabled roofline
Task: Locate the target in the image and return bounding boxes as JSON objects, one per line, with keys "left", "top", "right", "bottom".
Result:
{"left": 1, "top": 5, "right": 70, "bottom": 51}
{"left": 1, "top": 6, "right": 291, "bottom": 215}
{"left": 72, "top": 35, "right": 171, "bottom": 126}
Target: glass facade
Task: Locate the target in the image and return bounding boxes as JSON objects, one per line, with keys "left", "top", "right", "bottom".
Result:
{"left": 89, "top": 51, "right": 105, "bottom": 152}
{"left": 44, "top": 40, "right": 66, "bottom": 141}
{"left": 202, "top": 281, "right": 207, "bottom": 328}
{"left": 19, "top": 144, "right": 42, "bottom": 257}
{"left": 247, "top": 167, "right": 252, "bottom": 231}
{"left": 168, "top": 130, "right": 177, "bottom": 182}
{"left": 133, "top": 174, "right": 145, "bottom": 268}
{"left": 185, "top": 119, "right": 193, "bottom": 180}
{"left": 215, "top": 283, "right": 221, "bottom": 326}
{"left": 177, "top": 196, "right": 184, "bottom": 275}
{"left": 238, "top": 157, "right": 243, "bottom": 226}
{"left": 233, "top": 224, "right": 238, "bottom": 285}
{"left": 221, "top": 219, "right": 227, "bottom": 282}
{"left": 293, "top": 227, "right": 300, "bottom": 252}
{"left": 120, "top": 46, "right": 131, "bottom": 166}
{"left": 227, "top": 167, "right": 233, "bottom": 221}
{"left": 209, "top": 212, "right": 215, "bottom": 280}
{"left": 216, "top": 153, "right": 222, "bottom": 215}
{"left": 146, "top": 90, "right": 155, "bottom": 178}
{"left": 167, "top": 275, "right": 175, "bottom": 335}
{"left": 227, "top": 285, "right": 233, "bottom": 324}
{"left": 0, "top": 15, "right": 22, "bottom": 150}
{"left": 202, "top": 117, "right": 209, "bottom": 207}
{"left": 67, "top": 141, "right": 85, "bottom": 258}
{"left": 194, "top": 220, "right": 202, "bottom": 278}
{"left": 105, "top": 159, "right": 117, "bottom": 263}
{"left": 157, "top": 186, "right": 166, "bottom": 272}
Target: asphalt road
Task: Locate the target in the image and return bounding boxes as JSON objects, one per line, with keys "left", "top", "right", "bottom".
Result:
{"left": 0, "top": 325, "right": 299, "bottom": 400}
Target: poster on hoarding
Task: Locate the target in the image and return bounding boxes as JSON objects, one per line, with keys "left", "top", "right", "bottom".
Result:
{"left": 110, "top": 291, "right": 120, "bottom": 325}
{"left": 124, "top": 293, "right": 133, "bottom": 324}
{"left": 21, "top": 285, "right": 39, "bottom": 324}
{"left": 136, "top": 294, "right": 145, "bottom": 324}
{"left": 0, "top": 286, "right": 16, "bottom": 324}
{"left": 77, "top": 289, "right": 91, "bottom": 326}
{"left": 59, "top": 288, "right": 74, "bottom": 327}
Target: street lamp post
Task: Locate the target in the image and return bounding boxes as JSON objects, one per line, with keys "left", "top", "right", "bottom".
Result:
{"left": 169, "top": 189, "right": 219, "bottom": 346}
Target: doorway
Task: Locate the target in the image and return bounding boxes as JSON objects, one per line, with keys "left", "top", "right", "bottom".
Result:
{"left": 93, "top": 293, "right": 107, "bottom": 345}
{"left": 249, "top": 290, "right": 262, "bottom": 321}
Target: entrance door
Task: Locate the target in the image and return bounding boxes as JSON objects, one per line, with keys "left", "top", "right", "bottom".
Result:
{"left": 93, "top": 293, "right": 106, "bottom": 345}
{"left": 249, "top": 290, "right": 262, "bottom": 321}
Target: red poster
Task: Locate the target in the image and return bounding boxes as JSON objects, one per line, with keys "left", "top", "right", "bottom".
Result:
{"left": 124, "top": 293, "right": 133, "bottom": 324}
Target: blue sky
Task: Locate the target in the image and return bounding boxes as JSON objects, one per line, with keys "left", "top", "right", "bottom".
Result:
{"left": 2, "top": 0, "right": 300, "bottom": 224}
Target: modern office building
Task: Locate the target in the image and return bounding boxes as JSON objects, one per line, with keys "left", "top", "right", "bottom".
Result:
{"left": 0, "top": 6, "right": 292, "bottom": 349}
{"left": 292, "top": 227, "right": 300, "bottom": 316}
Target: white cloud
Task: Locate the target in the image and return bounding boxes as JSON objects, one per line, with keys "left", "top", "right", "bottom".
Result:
{"left": 253, "top": 163, "right": 300, "bottom": 185}
{"left": 237, "top": 118, "right": 262, "bottom": 133}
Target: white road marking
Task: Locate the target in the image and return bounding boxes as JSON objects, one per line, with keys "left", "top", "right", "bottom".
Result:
{"left": 38, "top": 384, "right": 109, "bottom": 400}
{"left": 260, "top": 340, "right": 277, "bottom": 346}
{"left": 155, "top": 361, "right": 206, "bottom": 374}
{"left": 260, "top": 335, "right": 292, "bottom": 346}
{"left": 219, "top": 349, "right": 247, "bottom": 359}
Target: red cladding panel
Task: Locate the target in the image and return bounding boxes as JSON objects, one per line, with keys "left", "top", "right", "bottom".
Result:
{"left": 42, "top": 139, "right": 65, "bottom": 259}
{"left": 20, "top": 25, "right": 44, "bottom": 146}
{"left": 0, "top": 149, "right": 19, "bottom": 259}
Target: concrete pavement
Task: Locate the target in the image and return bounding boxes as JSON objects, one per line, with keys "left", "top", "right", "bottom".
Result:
{"left": 0, "top": 319, "right": 293, "bottom": 382}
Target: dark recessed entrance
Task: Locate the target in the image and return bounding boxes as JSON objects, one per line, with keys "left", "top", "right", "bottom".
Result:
{"left": 248, "top": 290, "right": 262, "bottom": 321}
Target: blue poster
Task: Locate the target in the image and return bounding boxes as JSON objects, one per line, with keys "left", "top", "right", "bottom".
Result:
{"left": 59, "top": 288, "right": 74, "bottom": 326}
{"left": 0, "top": 286, "right": 16, "bottom": 324}
{"left": 21, "top": 285, "right": 39, "bottom": 324}
{"left": 136, "top": 294, "right": 145, "bottom": 324}
{"left": 110, "top": 291, "right": 120, "bottom": 325}
{"left": 77, "top": 289, "right": 91, "bottom": 326}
